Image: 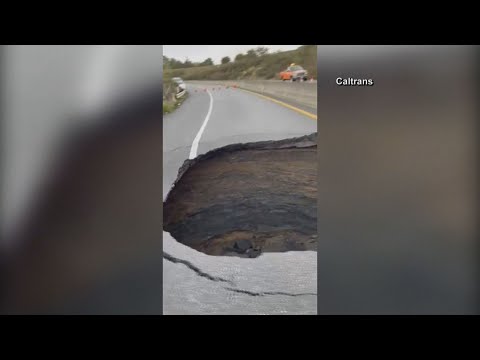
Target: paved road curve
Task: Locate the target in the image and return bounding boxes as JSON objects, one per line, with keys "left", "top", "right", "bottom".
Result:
{"left": 163, "top": 83, "right": 316, "bottom": 196}
{"left": 163, "top": 83, "right": 317, "bottom": 315}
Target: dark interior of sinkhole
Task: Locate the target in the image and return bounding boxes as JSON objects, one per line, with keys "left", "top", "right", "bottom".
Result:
{"left": 163, "top": 133, "right": 318, "bottom": 258}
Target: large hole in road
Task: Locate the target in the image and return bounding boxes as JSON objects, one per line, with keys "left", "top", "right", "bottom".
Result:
{"left": 163, "top": 133, "right": 317, "bottom": 258}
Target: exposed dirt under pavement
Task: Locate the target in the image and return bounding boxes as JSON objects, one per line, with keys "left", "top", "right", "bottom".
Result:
{"left": 163, "top": 133, "right": 317, "bottom": 257}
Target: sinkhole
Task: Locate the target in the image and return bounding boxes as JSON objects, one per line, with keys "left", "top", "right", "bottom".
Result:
{"left": 163, "top": 133, "right": 317, "bottom": 258}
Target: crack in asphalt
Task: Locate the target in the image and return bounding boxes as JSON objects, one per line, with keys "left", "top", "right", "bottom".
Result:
{"left": 164, "top": 252, "right": 316, "bottom": 298}
{"left": 225, "top": 287, "right": 317, "bottom": 297}
{"left": 163, "top": 252, "right": 234, "bottom": 285}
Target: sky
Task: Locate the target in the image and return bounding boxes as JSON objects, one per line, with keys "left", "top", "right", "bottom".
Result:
{"left": 163, "top": 45, "right": 302, "bottom": 64}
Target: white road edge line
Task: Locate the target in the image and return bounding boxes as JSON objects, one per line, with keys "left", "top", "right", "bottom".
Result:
{"left": 189, "top": 89, "right": 213, "bottom": 159}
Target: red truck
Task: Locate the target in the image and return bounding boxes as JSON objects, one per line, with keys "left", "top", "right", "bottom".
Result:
{"left": 279, "top": 63, "right": 309, "bottom": 81}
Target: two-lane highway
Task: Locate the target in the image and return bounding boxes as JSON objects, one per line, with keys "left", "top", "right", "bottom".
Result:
{"left": 163, "top": 82, "right": 317, "bottom": 315}
{"left": 163, "top": 83, "right": 316, "bottom": 197}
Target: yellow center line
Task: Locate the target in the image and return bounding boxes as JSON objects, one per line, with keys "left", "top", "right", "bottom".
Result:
{"left": 238, "top": 88, "right": 317, "bottom": 121}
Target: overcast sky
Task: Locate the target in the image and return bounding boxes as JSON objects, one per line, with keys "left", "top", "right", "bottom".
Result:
{"left": 163, "top": 45, "right": 302, "bottom": 64}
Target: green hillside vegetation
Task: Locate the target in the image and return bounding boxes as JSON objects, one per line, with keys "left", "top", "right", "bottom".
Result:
{"left": 163, "top": 45, "right": 316, "bottom": 81}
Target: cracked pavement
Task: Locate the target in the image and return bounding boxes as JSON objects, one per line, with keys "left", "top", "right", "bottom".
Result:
{"left": 163, "top": 252, "right": 233, "bottom": 284}
{"left": 163, "top": 231, "right": 316, "bottom": 314}
{"left": 163, "top": 250, "right": 316, "bottom": 298}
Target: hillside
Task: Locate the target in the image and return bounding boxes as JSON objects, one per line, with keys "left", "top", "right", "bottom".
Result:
{"left": 164, "top": 45, "right": 317, "bottom": 81}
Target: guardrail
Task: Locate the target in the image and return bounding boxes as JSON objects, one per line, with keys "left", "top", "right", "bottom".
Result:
{"left": 187, "top": 80, "right": 317, "bottom": 109}
{"left": 175, "top": 89, "right": 186, "bottom": 99}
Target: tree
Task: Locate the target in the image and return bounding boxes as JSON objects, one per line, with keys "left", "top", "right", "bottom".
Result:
{"left": 246, "top": 49, "right": 257, "bottom": 58}
{"left": 235, "top": 53, "right": 244, "bottom": 62}
{"left": 221, "top": 56, "right": 231, "bottom": 64}
{"left": 163, "top": 56, "right": 170, "bottom": 69}
{"left": 255, "top": 46, "right": 269, "bottom": 56}
{"left": 169, "top": 58, "right": 183, "bottom": 69}
{"left": 200, "top": 58, "right": 214, "bottom": 66}
{"left": 183, "top": 58, "right": 193, "bottom": 68}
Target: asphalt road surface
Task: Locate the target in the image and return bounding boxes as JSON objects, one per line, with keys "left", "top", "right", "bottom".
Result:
{"left": 163, "top": 83, "right": 317, "bottom": 314}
